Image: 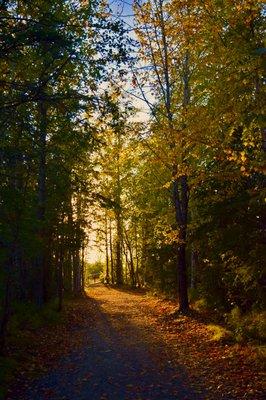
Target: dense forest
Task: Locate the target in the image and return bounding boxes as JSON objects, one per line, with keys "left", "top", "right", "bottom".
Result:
{"left": 0, "top": 0, "right": 265, "bottom": 360}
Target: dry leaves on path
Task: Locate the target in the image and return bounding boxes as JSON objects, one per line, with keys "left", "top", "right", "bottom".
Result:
{"left": 6, "top": 285, "right": 266, "bottom": 400}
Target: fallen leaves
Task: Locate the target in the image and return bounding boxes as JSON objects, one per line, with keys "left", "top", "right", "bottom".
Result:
{"left": 6, "top": 285, "right": 265, "bottom": 400}
{"left": 5, "top": 297, "right": 97, "bottom": 399}
{"left": 143, "top": 296, "right": 265, "bottom": 400}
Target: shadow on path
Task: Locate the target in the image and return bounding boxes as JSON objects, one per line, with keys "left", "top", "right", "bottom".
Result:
{"left": 7, "top": 285, "right": 206, "bottom": 400}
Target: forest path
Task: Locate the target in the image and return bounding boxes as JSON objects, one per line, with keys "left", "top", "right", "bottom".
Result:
{"left": 7, "top": 284, "right": 205, "bottom": 400}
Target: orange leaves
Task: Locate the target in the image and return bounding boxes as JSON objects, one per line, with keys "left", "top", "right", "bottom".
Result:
{"left": 164, "top": 228, "right": 184, "bottom": 245}
{"left": 7, "top": 286, "right": 265, "bottom": 400}
{"left": 145, "top": 294, "right": 265, "bottom": 400}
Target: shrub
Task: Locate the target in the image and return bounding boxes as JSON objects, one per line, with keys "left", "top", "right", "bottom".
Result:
{"left": 226, "top": 307, "right": 266, "bottom": 343}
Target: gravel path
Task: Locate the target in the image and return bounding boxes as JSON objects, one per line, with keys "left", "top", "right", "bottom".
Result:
{"left": 7, "top": 285, "right": 206, "bottom": 400}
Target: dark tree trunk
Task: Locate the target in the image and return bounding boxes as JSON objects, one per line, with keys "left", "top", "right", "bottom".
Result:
{"left": 124, "top": 229, "right": 136, "bottom": 287}
{"left": 190, "top": 246, "right": 198, "bottom": 289}
{"left": 178, "top": 240, "right": 189, "bottom": 313}
{"left": 173, "top": 172, "right": 190, "bottom": 313}
{"left": 109, "top": 221, "right": 114, "bottom": 284}
{"left": 115, "top": 210, "right": 123, "bottom": 286}
{"left": 73, "top": 249, "right": 82, "bottom": 295}
{"left": 171, "top": 49, "right": 191, "bottom": 313}
{"left": 0, "top": 275, "right": 11, "bottom": 355}
{"left": 81, "top": 244, "right": 85, "bottom": 291}
{"left": 105, "top": 214, "right": 110, "bottom": 284}
{"left": 57, "top": 244, "right": 63, "bottom": 312}
{"left": 114, "top": 129, "right": 123, "bottom": 286}
{"left": 122, "top": 242, "right": 129, "bottom": 284}
{"left": 134, "top": 223, "right": 140, "bottom": 287}
{"left": 35, "top": 100, "right": 48, "bottom": 307}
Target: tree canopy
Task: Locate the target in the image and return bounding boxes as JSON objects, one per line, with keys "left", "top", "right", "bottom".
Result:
{"left": 0, "top": 0, "right": 265, "bottom": 352}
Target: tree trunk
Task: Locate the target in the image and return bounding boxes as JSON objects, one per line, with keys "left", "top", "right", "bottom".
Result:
{"left": 190, "top": 246, "right": 198, "bottom": 289}
{"left": 115, "top": 130, "right": 123, "bottom": 286}
{"left": 124, "top": 229, "right": 136, "bottom": 287}
{"left": 35, "top": 100, "right": 48, "bottom": 307}
{"left": 105, "top": 213, "right": 110, "bottom": 284}
{"left": 57, "top": 243, "right": 63, "bottom": 312}
{"left": 173, "top": 172, "right": 189, "bottom": 313}
{"left": 122, "top": 242, "right": 130, "bottom": 284}
{"left": 109, "top": 221, "right": 114, "bottom": 284}
{"left": 134, "top": 223, "right": 140, "bottom": 287}
{"left": 73, "top": 249, "right": 82, "bottom": 295}
{"left": 81, "top": 244, "right": 85, "bottom": 291}
{"left": 178, "top": 240, "right": 189, "bottom": 313}
{"left": 115, "top": 210, "right": 123, "bottom": 285}
{"left": 0, "top": 275, "right": 11, "bottom": 355}
{"left": 172, "top": 49, "right": 191, "bottom": 313}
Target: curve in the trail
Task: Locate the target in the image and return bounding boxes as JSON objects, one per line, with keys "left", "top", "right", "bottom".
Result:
{"left": 7, "top": 285, "right": 206, "bottom": 400}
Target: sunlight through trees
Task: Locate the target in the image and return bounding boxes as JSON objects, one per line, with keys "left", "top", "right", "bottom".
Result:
{"left": 0, "top": 0, "right": 265, "bottom": 358}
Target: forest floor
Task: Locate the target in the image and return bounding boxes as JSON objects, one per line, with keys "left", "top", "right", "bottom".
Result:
{"left": 5, "top": 284, "right": 265, "bottom": 400}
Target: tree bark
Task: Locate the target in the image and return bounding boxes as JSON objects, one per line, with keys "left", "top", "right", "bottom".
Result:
{"left": 115, "top": 215, "right": 123, "bottom": 285}
{"left": 115, "top": 130, "right": 123, "bottom": 286}
{"left": 109, "top": 220, "right": 114, "bottom": 284}
{"left": 0, "top": 275, "right": 11, "bottom": 355}
{"left": 124, "top": 229, "right": 136, "bottom": 287}
{"left": 105, "top": 213, "right": 110, "bottom": 284}
{"left": 35, "top": 100, "right": 48, "bottom": 307}
{"left": 57, "top": 242, "right": 63, "bottom": 312}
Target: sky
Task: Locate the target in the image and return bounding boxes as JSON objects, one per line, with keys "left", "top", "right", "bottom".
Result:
{"left": 86, "top": 0, "right": 149, "bottom": 263}
{"left": 109, "top": 0, "right": 134, "bottom": 22}
{"left": 109, "top": 0, "right": 151, "bottom": 123}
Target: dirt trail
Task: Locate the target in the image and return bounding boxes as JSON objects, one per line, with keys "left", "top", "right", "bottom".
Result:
{"left": 7, "top": 284, "right": 207, "bottom": 400}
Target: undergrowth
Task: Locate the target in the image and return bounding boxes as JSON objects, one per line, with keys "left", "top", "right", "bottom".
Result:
{"left": 0, "top": 300, "right": 64, "bottom": 400}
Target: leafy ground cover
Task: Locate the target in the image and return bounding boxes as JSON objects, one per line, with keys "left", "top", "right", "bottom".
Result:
{"left": 3, "top": 284, "right": 265, "bottom": 400}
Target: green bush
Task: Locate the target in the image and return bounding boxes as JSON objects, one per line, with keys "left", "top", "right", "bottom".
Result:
{"left": 226, "top": 307, "right": 266, "bottom": 343}
{"left": 206, "top": 324, "right": 232, "bottom": 342}
{"left": 188, "top": 287, "right": 200, "bottom": 303}
{"left": 9, "top": 301, "right": 62, "bottom": 333}
{"left": 193, "top": 298, "right": 208, "bottom": 311}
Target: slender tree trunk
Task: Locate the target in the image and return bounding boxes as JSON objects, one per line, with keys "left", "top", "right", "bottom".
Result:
{"left": 0, "top": 275, "right": 11, "bottom": 355}
{"left": 109, "top": 221, "right": 114, "bottom": 284}
{"left": 66, "top": 198, "right": 74, "bottom": 293}
{"left": 140, "top": 223, "right": 148, "bottom": 287}
{"left": 115, "top": 207, "right": 123, "bottom": 285}
{"left": 114, "top": 129, "right": 123, "bottom": 286}
{"left": 105, "top": 213, "right": 110, "bottom": 284}
{"left": 57, "top": 242, "right": 63, "bottom": 312}
{"left": 73, "top": 249, "right": 82, "bottom": 295}
{"left": 64, "top": 248, "right": 73, "bottom": 293}
{"left": 138, "top": 0, "right": 191, "bottom": 311}
{"left": 160, "top": 263, "right": 166, "bottom": 292}
{"left": 191, "top": 246, "right": 198, "bottom": 289}
{"left": 178, "top": 238, "right": 189, "bottom": 312}
{"left": 128, "top": 245, "right": 135, "bottom": 288}
{"left": 134, "top": 222, "right": 140, "bottom": 287}
{"left": 81, "top": 243, "right": 85, "bottom": 291}
{"left": 122, "top": 242, "right": 129, "bottom": 284}
{"left": 124, "top": 229, "right": 136, "bottom": 287}
{"left": 161, "top": 2, "right": 190, "bottom": 311}
{"left": 173, "top": 172, "right": 189, "bottom": 312}
{"left": 35, "top": 100, "right": 48, "bottom": 307}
